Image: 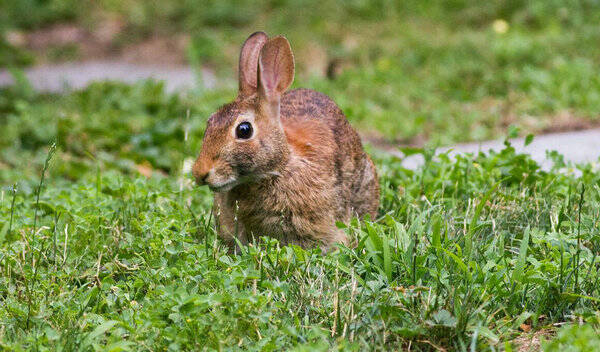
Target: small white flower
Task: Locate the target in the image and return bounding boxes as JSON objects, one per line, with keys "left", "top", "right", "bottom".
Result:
{"left": 182, "top": 158, "right": 194, "bottom": 174}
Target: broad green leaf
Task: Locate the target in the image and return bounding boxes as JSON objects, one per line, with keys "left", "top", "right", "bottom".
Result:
{"left": 82, "top": 320, "right": 119, "bottom": 348}
{"left": 524, "top": 134, "right": 534, "bottom": 146}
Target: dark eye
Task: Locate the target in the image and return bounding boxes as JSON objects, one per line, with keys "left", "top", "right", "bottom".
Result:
{"left": 235, "top": 122, "right": 253, "bottom": 139}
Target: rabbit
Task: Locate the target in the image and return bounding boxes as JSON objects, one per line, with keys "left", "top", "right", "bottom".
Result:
{"left": 192, "top": 32, "right": 379, "bottom": 251}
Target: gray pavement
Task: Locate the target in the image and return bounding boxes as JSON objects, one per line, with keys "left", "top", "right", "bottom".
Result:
{"left": 390, "top": 129, "right": 600, "bottom": 170}
{"left": 1, "top": 62, "right": 598, "bottom": 169}
{"left": 0, "top": 61, "right": 216, "bottom": 93}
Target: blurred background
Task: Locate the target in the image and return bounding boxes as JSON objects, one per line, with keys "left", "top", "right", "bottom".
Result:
{"left": 1, "top": 0, "right": 600, "bottom": 182}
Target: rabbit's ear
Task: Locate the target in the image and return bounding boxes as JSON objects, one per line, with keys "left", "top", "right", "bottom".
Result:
{"left": 239, "top": 31, "right": 269, "bottom": 97}
{"left": 258, "top": 36, "right": 295, "bottom": 105}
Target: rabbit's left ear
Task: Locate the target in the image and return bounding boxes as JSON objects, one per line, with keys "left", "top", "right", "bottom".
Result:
{"left": 239, "top": 31, "right": 269, "bottom": 97}
{"left": 258, "top": 36, "right": 295, "bottom": 105}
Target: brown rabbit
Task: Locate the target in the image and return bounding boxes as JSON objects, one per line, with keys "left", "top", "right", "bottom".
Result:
{"left": 192, "top": 32, "right": 379, "bottom": 250}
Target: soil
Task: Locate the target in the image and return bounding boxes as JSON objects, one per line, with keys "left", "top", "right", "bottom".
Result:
{"left": 15, "top": 22, "right": 189, "bottom": 66}
{"left": 512, "top": 328, "right": 555, "bottom": 352}
{"left": 541, "top": 111, "right": 600, "bottom": 134}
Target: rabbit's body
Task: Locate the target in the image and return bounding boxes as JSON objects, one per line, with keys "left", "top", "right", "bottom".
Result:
{"left": 280, "top": 88, "right": 379, "bottom": 221}
{"left": 213, "top": 88, "right": 379, "bottom": 248}
{"left": 193, "top": 32, "right": 379, "bottom": 250}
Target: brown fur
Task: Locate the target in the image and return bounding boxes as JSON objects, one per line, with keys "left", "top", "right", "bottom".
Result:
{"left": 192, "top": 33, "right": 379, "bottom": 250}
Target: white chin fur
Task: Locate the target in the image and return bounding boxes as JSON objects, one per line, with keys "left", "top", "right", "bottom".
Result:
{"left": 209, "top": 179, "right": 238, "bottom": 192}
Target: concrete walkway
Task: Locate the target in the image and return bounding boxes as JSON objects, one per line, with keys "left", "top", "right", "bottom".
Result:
{"left": 1, "top": 62, "right": 598, "bottom": 169}
{"left": 391, "top": 129, "right": 600, "bottom": 170}
{"left": 0, "top": 61, "right": 216, "bottom": 93}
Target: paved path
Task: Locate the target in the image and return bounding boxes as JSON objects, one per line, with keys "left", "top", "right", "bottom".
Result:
{"left": 0, "top": 61, "right": 216, "bottom": 93}
{"left": 1, "top": 62, "right": 598, "bottom": 169}
{"left": 389, "top": 129, "right": 600, "bottom": 170}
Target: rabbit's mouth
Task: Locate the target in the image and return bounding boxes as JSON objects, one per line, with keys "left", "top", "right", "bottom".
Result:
{"left": 209, "top": 179, "right": 240, "bottom": 192}
{"left": 208, "top": 171, "right": 280, "bottom": 192}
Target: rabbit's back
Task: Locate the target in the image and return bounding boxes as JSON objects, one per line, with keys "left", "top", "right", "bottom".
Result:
{"left": 280, "top": 88, "right": 379, "bottom": 220}
{"left": 195, "top": 33, "right": 379, "bottom": 250}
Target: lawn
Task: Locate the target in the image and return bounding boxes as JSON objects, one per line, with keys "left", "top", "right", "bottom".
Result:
{"left": 1, "top": 80, "right": 600, "bottom": 350}
{"left": 1, "top": 0, "right": 600, "bottom": 350}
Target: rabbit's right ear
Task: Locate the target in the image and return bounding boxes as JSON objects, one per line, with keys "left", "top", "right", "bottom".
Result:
{"left": 258, "top": 36, "right": 295, "bottom": 106}
{"left": 238, "top": 31, "right": 269, "bottom": 97}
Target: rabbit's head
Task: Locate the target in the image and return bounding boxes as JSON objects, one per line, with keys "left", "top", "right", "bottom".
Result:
{"left": 193, "top": 32, "right": 295, "bottom": 192}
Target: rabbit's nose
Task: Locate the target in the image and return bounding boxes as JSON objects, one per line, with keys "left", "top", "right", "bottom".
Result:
{"left": 198, "top": 172, "right": 209, "bottom": 185}
{"left": 192, "top": 159, "right": 211, "bottom": 185}
{"left": 193, "top": 168, "right": 210, "bottom": 185}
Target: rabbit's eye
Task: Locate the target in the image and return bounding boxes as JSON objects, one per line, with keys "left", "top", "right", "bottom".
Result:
{"left": 235, "top": 122, "right": 253, "bottom": 139}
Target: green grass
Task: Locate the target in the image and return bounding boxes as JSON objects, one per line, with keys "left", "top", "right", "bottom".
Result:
{"left": 1, "top": 2, "right": 600, "bottom": 348}
{"left": 544, "top": 323, "right": 600, "bottom": 351}
{"left": 1, "top": 1, "right": 600, "bottom": 144}
{"left": 1, "top": 79, "right": 600, "bottom": 350}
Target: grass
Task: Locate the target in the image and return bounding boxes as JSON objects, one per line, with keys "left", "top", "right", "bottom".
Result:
{"left": 1, "top": 2, "right": 600, "bottom": 348}
{"left": 1, "top": 78, "right": 600, "bottom": 350}
{"left": 1, "top": 1, "right": 600, "bottom": 144}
